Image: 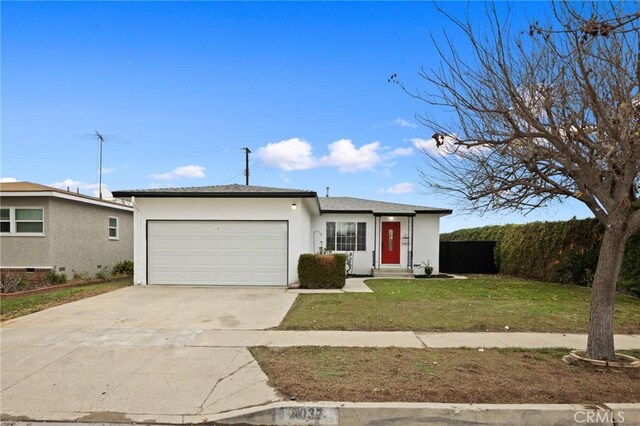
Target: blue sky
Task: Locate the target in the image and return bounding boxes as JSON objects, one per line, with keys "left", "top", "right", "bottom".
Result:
{"left": 1, "top": 1, "right": 592, "bottom": 232}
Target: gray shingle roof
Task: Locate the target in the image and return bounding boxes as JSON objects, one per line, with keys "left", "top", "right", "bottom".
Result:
{"left": 112, "top": 184, "right": 317, "bottom": 198}
{"left": 111, "top": 185, "right": 451, "bottom": 215}
{"left": 318, "top": 196, "right": 451, "bottom": 215}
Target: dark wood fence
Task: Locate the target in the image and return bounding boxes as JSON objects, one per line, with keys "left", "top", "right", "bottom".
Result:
{"left": 439, "top": 241, "right": 498, "bottom": 274}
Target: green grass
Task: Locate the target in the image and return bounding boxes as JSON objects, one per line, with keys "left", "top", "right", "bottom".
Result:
{"left": 279, "top": 276, "right": 640, "bottom": 333}
{"left": 1, "top": 280, "right": 132, "bottom": 321}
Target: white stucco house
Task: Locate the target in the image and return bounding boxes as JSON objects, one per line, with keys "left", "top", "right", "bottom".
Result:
{"left": 111, "top": 184, "right": 451, "bottom": 286}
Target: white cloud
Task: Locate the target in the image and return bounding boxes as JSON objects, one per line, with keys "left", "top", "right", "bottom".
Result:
{"left": 280, "top": 174, "right": 292, "bottom": 183}
{"left": 50, "top": 178, "right": 112, "bottom": 199}
{"left": 318, "top": 139, "right": 381, "bottom": 173}
{"left": 100, "top": 167, "right": 116, "bottom": 175}
{"left": 390, "top": 117, "right": 418, "bottom": 128}
{"left": 0, "top": 177, "right": 18, "bottom": 183}
{"left": 410, "top": 136, "right": 458, "bottom": 156}
{"left": 257, "top": 138, "right": 315, "bottom": 171}
{"left": 386, "top": 147, "right": 413, "bottom": 158}
{"left": 258, "top": 138, "right": 403, "bottom": 173}
{"left": 382, "top": 182, "right": 416, "bottom": 194}
{"left": 151, "top": 165, "right": 206, "bottom": 180}
{"left": 411, "top": 135, "right": 489, "bottom": 157}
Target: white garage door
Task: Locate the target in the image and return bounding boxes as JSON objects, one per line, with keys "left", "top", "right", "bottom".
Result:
{"left": 147, "top": 221, "right": 288, "bottom": 286}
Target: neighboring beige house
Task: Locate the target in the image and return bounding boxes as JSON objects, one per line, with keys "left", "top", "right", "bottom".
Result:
{"left": 0, "top": 182, "right": 133, "bottom": 283}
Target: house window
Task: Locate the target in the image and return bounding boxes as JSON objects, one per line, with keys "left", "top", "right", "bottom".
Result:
{"left": 0, "top": 207, "right": 44, "bottom": 234}
{"left": 325, "top": 222, "right": 367, "bottom": 251}
{"left": 0, "top": 209, "right": 9, "bottom": 233}
{"left": 108, "top": 217, "right": 119, "bottom": 240}
{"left": 15, "top": 209, "right": 44, "bottom": 233}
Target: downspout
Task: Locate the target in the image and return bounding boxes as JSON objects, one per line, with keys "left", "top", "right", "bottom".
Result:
{"left": 409, "top": 216, "right": 414, "bottom": 270}
{"left": 130, "top": 196, "right": 143, "bottom": 286}
{"left": 372, "top": 217, "right": 377, "bottom": 271}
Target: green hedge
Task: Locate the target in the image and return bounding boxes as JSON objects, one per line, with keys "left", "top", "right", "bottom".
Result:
{"left": 441, "top": 218, "right": 639, "bottom": 294}
{"left": 298, "top": 253, "right": 347, "bottom": 289}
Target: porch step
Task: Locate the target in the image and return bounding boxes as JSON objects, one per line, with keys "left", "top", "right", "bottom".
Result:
{"left": 373, "top": 269, "right": 415, "bottom": 278}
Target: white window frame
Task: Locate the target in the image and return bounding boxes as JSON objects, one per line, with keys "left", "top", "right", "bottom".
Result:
{"left": 108, "top": 216, "right": 119, "bottom": 240}
{"left": 0, "top": 207, "right": 45, "bottom": 236}
{"left": 325, "top": 221, "right": 367, "bottom": 252}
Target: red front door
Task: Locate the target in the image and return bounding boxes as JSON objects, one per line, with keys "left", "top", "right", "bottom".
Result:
{"left": 381, "top": 222, "right": 401, "bottom": 264}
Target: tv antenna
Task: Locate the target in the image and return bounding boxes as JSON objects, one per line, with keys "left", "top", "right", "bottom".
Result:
{"left": 74, "top": 131, "right": 132, "bottom": 199}
{"left": 95, "top": 131, "right": 105, "bottom": 199}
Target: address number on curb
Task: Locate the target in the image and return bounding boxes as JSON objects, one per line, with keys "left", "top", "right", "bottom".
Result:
{"left": 275, "top": 407, "right": 339, "bottom": 425}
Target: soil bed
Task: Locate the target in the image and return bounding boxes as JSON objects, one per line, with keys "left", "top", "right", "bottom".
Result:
{"left": 251, "top": 347, "right": 640, "bottom": 404}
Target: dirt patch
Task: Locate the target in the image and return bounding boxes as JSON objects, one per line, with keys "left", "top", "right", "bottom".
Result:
{"left": 77, "top": 411, "right": 135, "bottom": 422}
{"left": 251, "top": 347, "right": 640, "bottom": 404}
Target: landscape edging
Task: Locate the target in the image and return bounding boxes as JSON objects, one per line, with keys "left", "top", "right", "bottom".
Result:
{"left": 0, "top": 275, "right": 132, "bottom": 299}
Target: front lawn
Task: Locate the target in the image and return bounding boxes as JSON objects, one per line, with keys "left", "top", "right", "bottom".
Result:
{"left": 279, "top": 276, "right": 640, "bottom": 333}
{"left": 0, "top": 280, "right": 132, "bottom": 321}
{"left": 251, "top": 346, "right": 640, "bottom": 404}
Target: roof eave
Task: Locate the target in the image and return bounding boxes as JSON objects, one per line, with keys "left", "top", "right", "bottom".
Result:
{"left": 373, "top": 212, "right": 416, "bottom": 217}
{"left": 415, "top": 209, "right": 453, "bottom": 215}
{"left": 321, "top": 209, "right": 373, "bottom": 214}
{"left": 111, "top": 191, "right": 318, "bottom": 198}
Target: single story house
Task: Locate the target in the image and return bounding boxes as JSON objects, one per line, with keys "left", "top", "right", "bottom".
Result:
{"left": 112, "top": 184, "right": 451, "bottom": 287}
{"left": 0, "top": 182, "right": 133, "bottom": 283}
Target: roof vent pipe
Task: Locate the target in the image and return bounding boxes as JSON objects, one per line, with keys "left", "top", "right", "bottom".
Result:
{"left": 326, "top": 187, "right": 329, "bottom": 197}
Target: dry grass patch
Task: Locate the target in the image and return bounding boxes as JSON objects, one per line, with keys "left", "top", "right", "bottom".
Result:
{"left": 251, "top": 347, "right": 640, "bottom": 404}
{"left": 1, "top": 280, "right": 132, "bottom": 321}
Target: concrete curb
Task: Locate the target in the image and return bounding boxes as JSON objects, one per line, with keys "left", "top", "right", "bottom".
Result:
{"left": 205, "top": 401, "right": 640, "bottom": 425}
{"left": 1, "top": 402, "right": 638, "bottom": 425}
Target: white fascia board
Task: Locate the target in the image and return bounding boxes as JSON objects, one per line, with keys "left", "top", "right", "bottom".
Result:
{"left": 0, "top": 191, "right": 134, "bottom": 212}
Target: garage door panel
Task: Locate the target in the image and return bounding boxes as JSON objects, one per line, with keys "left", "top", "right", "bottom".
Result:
{"left": 148, "top": 221, "right": 288, "bottom": 286}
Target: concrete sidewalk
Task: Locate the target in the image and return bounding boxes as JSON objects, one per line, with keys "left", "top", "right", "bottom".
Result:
{"left": 188, "top": 330, "right": 640, "bottom": 349}
{"left": 286, "top": 275, "right": 469, "bottom": 294}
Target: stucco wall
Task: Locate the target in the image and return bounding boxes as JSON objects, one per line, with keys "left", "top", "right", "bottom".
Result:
{"left": 131, "top": 197, "right": 314, "bottom": 285}
{"left": 311, "top": 213, "right": 375, "bottom": 275}
{"left": 47, "top": 197, "right": 133, "bottom": 275}
{"left": 412, "top": 214, "right": 442, "bottom": 274}
{"left": 0, "top": 196, "right": 133, "bottom": 275}
{"left": 0, "top": 197, "right": 52, "bottom": 267}
{"left": 312, "top": 213, "right": 443, "bottom": 275}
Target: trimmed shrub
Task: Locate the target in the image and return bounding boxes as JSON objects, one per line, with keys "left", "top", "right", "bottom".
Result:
{"left": 620, "top": 231, "right": 640, "bottom": 294}
{"left": 298, "top": 253, "right": 347, "bottom": 289}
{"left": 555, "top": 245, "right": 600, "bottom": 286}
{"left": 113, "top": 260, "right": 134, "bottom": 275}
{"left": 44, "top": 270, "right": 67, "bottom": 285}
{"left": 441, "top": 218, "right": 639, "bottom": 294}
{"left": 95, "top": 267, "right": 110, "bottom": 282}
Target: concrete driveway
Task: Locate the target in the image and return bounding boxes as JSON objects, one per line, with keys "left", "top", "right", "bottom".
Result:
{"left": 0, "top": 286, "right": 297, "bottom": 423}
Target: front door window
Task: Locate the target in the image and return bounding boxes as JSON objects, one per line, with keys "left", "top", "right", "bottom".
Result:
{"left": 381, "top": 222, "right": 401, "bottom": 264}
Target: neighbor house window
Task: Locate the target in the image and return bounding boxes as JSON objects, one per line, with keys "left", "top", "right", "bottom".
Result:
{"left": 108, "top": 217, "right": 119, "bottom": 239}
{"left": 325, "top": 222, "right": 367, "bottom": 251}
{"left": 0, "top": 209, "right": 9, "bottom": 233}
{"left": 0, "top": 207, "right": 44, "bottom": 234}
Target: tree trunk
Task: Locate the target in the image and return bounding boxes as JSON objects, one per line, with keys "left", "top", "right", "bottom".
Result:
{"left": 586, "top": 223, "right": 628, "bottom": 360}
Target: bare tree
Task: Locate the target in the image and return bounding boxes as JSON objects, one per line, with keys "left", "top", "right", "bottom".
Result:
{"left": 395, "top": 2, "right": 640, "bottom": 360}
